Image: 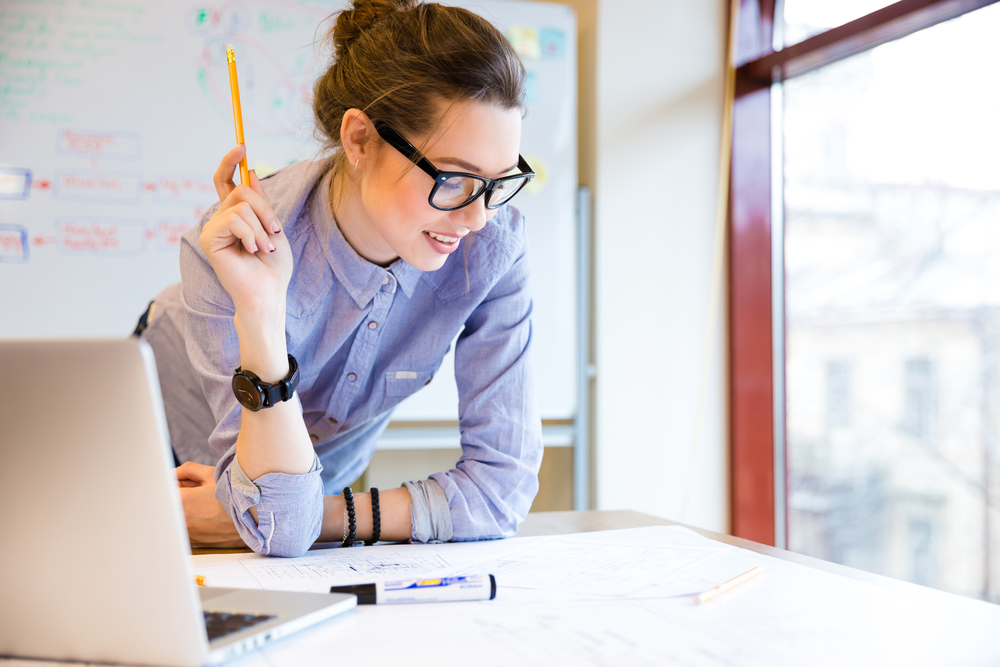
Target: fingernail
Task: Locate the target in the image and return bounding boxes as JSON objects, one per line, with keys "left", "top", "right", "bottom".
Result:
{"left": 267, "top": 243, "right": 276, "bottom": 253}
{"left": 252, "top": 245, "right": 259, "bottom": 253}
{"left": 271, "top": 222, "right": 281, "bottom": 234}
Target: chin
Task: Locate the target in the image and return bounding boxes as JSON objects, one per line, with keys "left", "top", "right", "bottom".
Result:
{"left": 407, "top": 253, "right": 450, "bottom": 272}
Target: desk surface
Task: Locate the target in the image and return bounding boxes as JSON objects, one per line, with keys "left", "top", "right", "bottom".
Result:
{"left": 8, "top": 509, "right": 1000, "bottom": 667}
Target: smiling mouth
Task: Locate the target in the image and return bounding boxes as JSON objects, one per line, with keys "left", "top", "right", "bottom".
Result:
{"left": 425, "top": 231, "right": 459, "bottom": 245}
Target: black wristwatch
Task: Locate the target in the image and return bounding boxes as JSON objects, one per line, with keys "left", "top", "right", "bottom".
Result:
{"left": 232, "top": 354, "right": 300, "bottom": 412}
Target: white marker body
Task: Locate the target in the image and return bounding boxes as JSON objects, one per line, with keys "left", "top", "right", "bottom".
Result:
{"left": 377, "top": 575, "right": 494, "bottom": 604}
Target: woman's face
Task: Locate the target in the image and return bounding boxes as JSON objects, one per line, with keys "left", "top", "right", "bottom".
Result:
{"left": 342, "top": 100, "right": 523, "bottom": 271}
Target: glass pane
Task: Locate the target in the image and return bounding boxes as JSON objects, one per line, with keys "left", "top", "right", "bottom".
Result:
{"left": 783, "top": 4, "right": 1000, "bottom": 602}
{"left": 782, "top": 0, "right": 899, "bottom": 47}
{"left": 489, "top": 175, "right": 531, "bottom": 207}
{"left": 432, "top": 176, "right": 485, "bottom": 208}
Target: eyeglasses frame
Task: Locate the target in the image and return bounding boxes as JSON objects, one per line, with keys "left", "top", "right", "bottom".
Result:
{"left": 373, "top": 121, "right": 535, "bottom": 211}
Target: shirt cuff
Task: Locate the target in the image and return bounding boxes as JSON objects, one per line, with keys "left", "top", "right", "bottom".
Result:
{"left": 216, "top": 449, "right": 324, "bottom": 556}
{"left": 403, "top": 478, "right": 453, "bottom": 543}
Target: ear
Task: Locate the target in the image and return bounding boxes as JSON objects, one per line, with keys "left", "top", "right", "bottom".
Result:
{"left": 340, "top": 109, "right": 377, "bottom": 168}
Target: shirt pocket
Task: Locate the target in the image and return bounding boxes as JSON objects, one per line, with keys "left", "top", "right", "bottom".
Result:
{"left": 384, "top": 368, "right": 436, "bottom": 397}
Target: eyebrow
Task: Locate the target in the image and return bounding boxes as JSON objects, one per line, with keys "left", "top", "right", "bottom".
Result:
{"left": 435, "top": 157, "right": 520, "bottom": 176}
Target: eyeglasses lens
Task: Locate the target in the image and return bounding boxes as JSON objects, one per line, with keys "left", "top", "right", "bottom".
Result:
{"left": 488, "top": 176, "right": 531, "bottom": 207}
{"left": 432, "top": 176, "right": 487, "bottom": 209}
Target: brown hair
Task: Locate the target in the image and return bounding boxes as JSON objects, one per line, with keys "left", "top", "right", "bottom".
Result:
{"left": 313, "top": 0, "right": 527, "bottom": 177}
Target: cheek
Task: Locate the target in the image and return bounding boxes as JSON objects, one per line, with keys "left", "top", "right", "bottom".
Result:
{"left": 367, "top": 172, "right": 427, "bottom": 229}
{"left": 392, "top": 176, "right": 441, "bottom": 232}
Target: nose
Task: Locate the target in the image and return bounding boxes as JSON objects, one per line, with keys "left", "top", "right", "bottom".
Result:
{"left": 454, "top": 194, "right": 492, "bottom": 232}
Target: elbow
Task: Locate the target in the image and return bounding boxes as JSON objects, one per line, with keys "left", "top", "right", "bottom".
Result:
{"left": 253, "top": 507, "right": 323, "bottom": 558}
{"left": 497, "top": 500, "right": 531, "bottom": 538}
{"left": 487, "top": 479, "right": 538, "bottom": 540}
{"left": 266, "top": 534, "right": 316, "bottom": 558}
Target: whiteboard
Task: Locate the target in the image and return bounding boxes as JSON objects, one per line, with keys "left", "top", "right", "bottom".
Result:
{"left": 0, "top": 0, "right": 577, "bottom": 420}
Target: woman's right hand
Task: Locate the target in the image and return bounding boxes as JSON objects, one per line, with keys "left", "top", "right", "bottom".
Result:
{"left": 200, "top": 144, "right": 292, "bottom": 318}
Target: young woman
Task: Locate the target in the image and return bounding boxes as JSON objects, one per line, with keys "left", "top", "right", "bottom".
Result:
{"left": 142, "top": 0, "right": 542, "bottom": 557}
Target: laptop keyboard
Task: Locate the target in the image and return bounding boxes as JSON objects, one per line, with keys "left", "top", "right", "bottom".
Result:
{"left": 203, "top": 611, "right": 276, "bottom": 641}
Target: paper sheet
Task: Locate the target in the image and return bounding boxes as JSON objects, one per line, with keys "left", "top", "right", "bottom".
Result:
{"left": 194, "top": 548, "right": 456, "bottom": 593}
{"left": 454, "top": 536, "right": 727, "bottom": 595}
{"left": 193, "top": 526, "right": 731, "bottom": 598}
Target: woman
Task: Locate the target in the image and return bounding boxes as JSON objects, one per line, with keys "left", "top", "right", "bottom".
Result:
{"left": 142, "top": 0, "right": 542, "bottom": 557}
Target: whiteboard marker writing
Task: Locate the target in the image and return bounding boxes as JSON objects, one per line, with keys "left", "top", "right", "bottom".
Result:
{"left": 330, "top": 575, "right": 496, "bottom": 604}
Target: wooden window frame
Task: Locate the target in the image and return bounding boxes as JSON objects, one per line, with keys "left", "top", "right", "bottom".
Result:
{"left": 728, "top": 0, "right": 999, "bottom": 546}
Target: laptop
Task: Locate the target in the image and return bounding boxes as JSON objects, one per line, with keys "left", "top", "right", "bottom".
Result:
{"left": 0, "top": 339, "right": 356, "bottom": 666}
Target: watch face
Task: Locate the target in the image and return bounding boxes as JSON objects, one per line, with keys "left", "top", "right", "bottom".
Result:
{"left": 232, "top": 374, "right": 262, "bottom": 411}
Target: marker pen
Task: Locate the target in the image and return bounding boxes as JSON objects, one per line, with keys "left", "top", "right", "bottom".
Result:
{"left": 330, "top": 574, "right": 496, "bottom": 604}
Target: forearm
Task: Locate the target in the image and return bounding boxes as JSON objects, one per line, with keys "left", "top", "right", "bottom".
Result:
{"left": 319, "top": 487, "right": 413, "bottom": 543}
{"left": 233, "top": 308, "right": 314, "bottom": 479}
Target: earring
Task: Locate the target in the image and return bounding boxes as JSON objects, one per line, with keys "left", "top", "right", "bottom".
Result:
{"left": 354, "top": 158, "right": 359, "bottom": 171}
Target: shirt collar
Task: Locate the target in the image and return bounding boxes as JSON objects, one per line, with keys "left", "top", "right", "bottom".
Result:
{"left": 310, "top": 170, "right": 422, "bottom": 308}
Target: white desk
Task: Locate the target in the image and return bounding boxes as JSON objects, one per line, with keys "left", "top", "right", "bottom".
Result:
{"left": 5, "top": 510, "right": 999, "bottom": 666}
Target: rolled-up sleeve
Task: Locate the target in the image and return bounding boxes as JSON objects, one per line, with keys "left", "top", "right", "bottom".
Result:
{"left": 177, "top": 219, "right": 323, "bottom": 557}
{"left": 430, "top": 219, "right": 543, "bottom": 540}
{"left": 214, "top": 443, "right": 325, "bottom": 557}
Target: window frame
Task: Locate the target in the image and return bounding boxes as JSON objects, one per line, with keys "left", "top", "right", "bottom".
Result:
{"left": 727, "top": 0, "right": 999, "bottom": 546}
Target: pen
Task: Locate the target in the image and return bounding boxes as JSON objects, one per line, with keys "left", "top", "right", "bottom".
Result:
{"left": 225, "top": 44, "right": 250, "bottom": 186}
{"left": 194, "top": 575, "right": 209, "bottom": 587}
{"left": 331, "top": 575, "right": 496, "bottom": 605}
{"left": 695, "top": 565, "right": 762, "bottom": 604}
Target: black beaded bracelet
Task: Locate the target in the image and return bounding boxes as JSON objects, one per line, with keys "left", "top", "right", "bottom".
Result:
{"left": 341, "top": 487, "right": 356, "bottom": 548}
{"left": 365, "top": 487, "right": 381, "bottom": 546}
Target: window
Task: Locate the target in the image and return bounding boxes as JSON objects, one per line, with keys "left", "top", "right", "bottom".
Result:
{"left": 825, "top": 360, "right": 851, "bottom": 429}
{"left": 782, "top": 0, "right": 899, "bottom": 46}
{"left": 729, "top": 0, "right": 1000, "bottom": 603}
{"left": 903, "top": 358, "right": 935, "bottom": 439}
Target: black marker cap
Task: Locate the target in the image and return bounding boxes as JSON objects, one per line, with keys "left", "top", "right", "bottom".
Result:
{"left": 330, "top": 583, "right": 377, "bottom": 604}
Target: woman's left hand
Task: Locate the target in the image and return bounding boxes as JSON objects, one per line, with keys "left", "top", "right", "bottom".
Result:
{"left": 176, "top": 462, "right": 245, "bottom": 549}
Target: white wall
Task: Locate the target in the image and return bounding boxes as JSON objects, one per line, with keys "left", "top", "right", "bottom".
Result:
{"left": 593, "top": 0, "right": 729, "bottom": 532}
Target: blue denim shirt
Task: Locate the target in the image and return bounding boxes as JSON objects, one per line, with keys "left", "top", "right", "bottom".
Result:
{"left": 143, "top": 158, "right": 542, "bottom": 557}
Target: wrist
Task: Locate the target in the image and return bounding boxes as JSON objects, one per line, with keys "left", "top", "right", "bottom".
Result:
{"left": 234, "top": 311, "right": 288, "bottom": 383}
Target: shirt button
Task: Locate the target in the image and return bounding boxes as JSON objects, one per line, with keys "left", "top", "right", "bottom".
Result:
{"left": 383, "top": 276, "right": 389, "bottom": 284}
{"left": 347, "top": 373, "right": 357, "bottom": 382}
{"left": 309, "top": 433, "right": 319, "bottom": 443}
{"left": 368, "top": 321, "right": 377, "bottom": 330}
{"left": 328, "top": 417, "right": 338, "bottom": 424}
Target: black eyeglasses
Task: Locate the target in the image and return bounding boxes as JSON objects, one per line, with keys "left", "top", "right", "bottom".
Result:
{"left": 374, "top": 121, "right": 535, "bottom": 211}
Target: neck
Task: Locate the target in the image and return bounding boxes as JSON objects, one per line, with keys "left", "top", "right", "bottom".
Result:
{"left": 329, "top": 162, "right": 399, "bottom": 268}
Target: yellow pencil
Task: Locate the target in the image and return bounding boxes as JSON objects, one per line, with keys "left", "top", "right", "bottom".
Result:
{"left": 695, "top": 565, "right": 762, "bottom": 605}
{"left": 194, "top": 575, "right": 209, "bottom": 587}
{"left": 226, "top": 45, "right": 250, "bottom": 186}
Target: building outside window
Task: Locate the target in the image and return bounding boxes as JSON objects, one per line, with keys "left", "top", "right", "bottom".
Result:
{"left": 783, "top": 2, "right": 1000, "bottom": 602}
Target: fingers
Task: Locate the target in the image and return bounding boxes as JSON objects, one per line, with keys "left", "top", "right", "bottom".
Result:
{"left": 176, "top": 460, "right": 216, "bottom": 484}
{"left": 229, "top": 201, "right": 277, "bottom": 254}
{"left": 222, "top": 178, "right": 282, "bottom": 237}
{"left": 214, "top": 144, "right": 247, "bottom": 202}
{"left": 248, "top": 170, "right": 273, "bottom": 228}
{"left": 201, "top": 199, "right": 275, "bottom": 257}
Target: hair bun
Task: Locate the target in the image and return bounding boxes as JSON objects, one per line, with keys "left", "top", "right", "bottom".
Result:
{"left": 333, "top": 0, "right": 420, "bottom": 53}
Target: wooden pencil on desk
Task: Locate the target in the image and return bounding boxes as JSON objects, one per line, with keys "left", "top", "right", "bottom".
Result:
{"left": 695, "top": 565, "right": 762, "bottom": 604}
